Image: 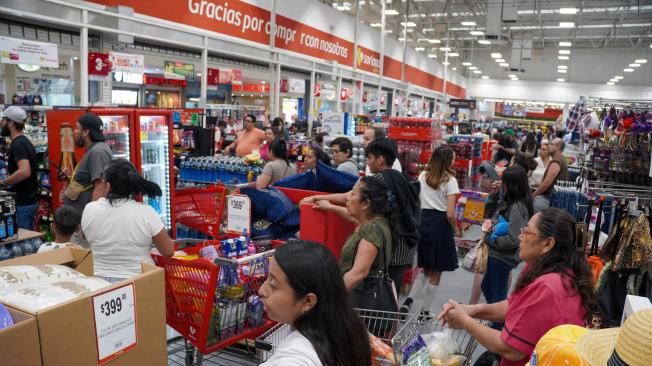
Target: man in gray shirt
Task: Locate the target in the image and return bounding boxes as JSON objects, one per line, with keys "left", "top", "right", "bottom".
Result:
{"left": 329, "top": 137, "right": 359, "bottom": 176}
{"left": 63, "top": 114, "right": 113, "bottom": 215}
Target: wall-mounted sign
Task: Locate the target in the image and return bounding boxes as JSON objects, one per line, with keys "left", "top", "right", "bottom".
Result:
{"left": 280, "top": 79, "right": 288, "bottom": 93}
{"left": 321, "top": 112, "right": 344, "bottom": 135}
{"left": 288, "top": 78, "right": 305, "bottom": 94}
{"left": 362, "top": 91, "right": 368, "bottom": 102}
{"left": 449, "top": 98, "right": 477, "bottom": 109}
{"left": 340, "top": 88, "right": 349, "bottom": 101}
{"left": 524, "top": 106, "right": 545, "bottom": 114}
{"left": 380, "top": 94, "right": 385, "bottom": 105}
{"left": 109, "top": 52, "right": 144, "bottom": 73}
{"left": 207, "top": 68, "right": 219, "bottom": 86}
{"left": 164, "top": 60, "right": 194, "bottom": 79}
{"left": 314, "top": 84, "right": 321, "bottom": 97}
{"left": 0, "top": 36, "right": 59, "bottom": 68}
{"left": 88, "top": 52, "right": 110, "bottom": 76}
{"left": 143, "top": 74, "right": 187, "bottom": 87}
{"left": 113, "top": 72, "right": 144, "bottom": 84}
{"left": 232, "top": 83, "right": 270, "bottom": 93}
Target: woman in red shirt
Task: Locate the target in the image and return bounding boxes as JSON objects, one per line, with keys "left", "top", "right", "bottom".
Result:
{"left": 439, "top": 208, "right": 594, "bottom": 366}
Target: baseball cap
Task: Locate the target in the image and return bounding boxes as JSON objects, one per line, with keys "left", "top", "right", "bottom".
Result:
{"left": 0, "top": 106, "right": 27, "bottom": 124}
{"left": 504, "top": 128, "right": 515, "bottom": 136}
{"left": 525, "top": 325, "right": 589, "bottom": 366}
{"left": 77, "top": 114, "right": 106, "bottom": 142}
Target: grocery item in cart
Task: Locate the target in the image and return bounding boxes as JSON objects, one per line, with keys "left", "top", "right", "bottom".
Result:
{"left": 423, "top": 329, "right": 461, "bottom": 360}
{"left": 402, "top": 333, "right": 432, "bottom": 365}
{"left": 370, "top": 333, "right": 396, "bottom": 366}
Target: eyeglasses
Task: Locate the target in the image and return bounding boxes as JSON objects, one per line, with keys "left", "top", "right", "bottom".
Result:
{"left": 520, "top": 227, "right": 543, "bottom": 238}
{"left": 330, "top": 149, "right": 341, "bottom": 155}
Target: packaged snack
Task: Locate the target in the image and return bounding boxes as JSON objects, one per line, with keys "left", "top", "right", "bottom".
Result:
{"left": 236, "top": 236, "right": 248, "bottom": 258}
{"left": 402, "top": 334, "right": 431, "bottom": 366}
{"left": 247, "top": 295, "right": 264, "bottom": 328}
{"left": 423, "top": 330, "right": 460, "bottom": 360}
{"left": 369, "top": 333, "right": 396, "bottom": 366}
{"left": 199, "top": 245, "right": 219, "bottom": 260}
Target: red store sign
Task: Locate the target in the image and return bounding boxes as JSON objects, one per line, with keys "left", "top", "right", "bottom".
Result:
{"left": 88, "top": 52, "right": 110, "bottom": 76}
{"left": 232, "top": 83, "right": 270, "bottom": 93}
{"left": 207, "top": 68, "right": 219, "bottom": 86}
{"left": 143, "top": 74, "right": 187, "bottom": 87}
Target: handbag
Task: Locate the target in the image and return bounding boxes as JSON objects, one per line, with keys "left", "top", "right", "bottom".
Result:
{"left": 474, "top": 239, "right": 489, "bottom": 274}
{"left": 63, "top": 164, "right": 94, "bottom": 201}
{"left": 349, "top": 220, "right": 398, "bottom": 337}
{"left": 462, "top": 242, "right": 479, "bottom": 272}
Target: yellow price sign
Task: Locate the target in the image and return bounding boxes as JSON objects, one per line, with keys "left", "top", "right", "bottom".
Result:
{"left": 463, "top": 199, "right": 485, "bottom": 224}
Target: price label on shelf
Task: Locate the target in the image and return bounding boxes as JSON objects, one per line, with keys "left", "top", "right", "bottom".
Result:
{"left": 92, "top": 283, "right": 138, "bottom": 364}
{"left": 227, "top": 194, "right": 251, "bottom": 235}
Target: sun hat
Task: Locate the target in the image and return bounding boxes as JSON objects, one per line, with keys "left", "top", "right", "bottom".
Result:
{"left": 525, "top": 325, "right": 590, "bottom": 366}
{"left": 0, "top": 106, "right": 27, "bottom": 124}
{"left": 576, "top": 309, "right": 652, "bottom": 366}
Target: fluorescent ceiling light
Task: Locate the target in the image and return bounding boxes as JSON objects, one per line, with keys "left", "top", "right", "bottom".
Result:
{"left": 422, "top": 28, "right": 434, "bottom": 32}
{"left": 427, "top": 54, "right": 437, "bottom": 58}
{"left": 558, "top": 69, "right": 567, "bottom": 73}
{"left": 448, "top": 52, "right": 459, "bottom": 57}
{"left": 558, "top": 55, "right": 570, "bottom": 60}
{"left": 558, "top": 65, "right": 568, "bottom": 69}
{"left": 557, "top": 78, "right": 565, "bottom": 82}
{"left": 606, "top": 82, "right": 615, "bottom": 85}
{"left": 472, "top": 70, "right": 482, "bottom": 74}
{"left": 481, "top": 75, "right": 489, "bottom": 79}
{"left": 406, "top": 29, "right": 414, "bottom": 33}
{"left": 629, "top": 63, "right": 641, "bottom": 67}
{"left": 461, "top": 21, "right": 476, "bottom": 26}
{"left": 490, "top": 53, "right": 502, "bottom": 58}
{"left": 439, "top": 47, "right": 452, "bottom": 51}
{"left": 635, "top": 59, "right": 648, "bottom": 63}
{"left": 427, "top": 39, "right": 441, "bottom": 44}
{"left": 462, "top": 62, "right": 472, "bottom": 66}
{"left": 508, "top": 74, "right": 516, "bottom": 78}
{"left": 478, "top": 40, "right": 491, "bottom": 45}
{"left": 452, "top": 67, "right": 457, "bottom": 71}
{"left": 495, "top": 59, "right": 506, "bottom": 62}
{"left": 384, "top": 9, "right": 399, "bottom": 15}
{"left": 614, "top": 76, "right": 624, "bottom": 79}
{"left": 499, "top": 63, "right": 509, "bottom": 67}
{"left": 470, "top": 31, "right": 484, "bottom": 36}
{"left": 559, "top": 22, "right": 575, "bottom": 28}
{"left": 559, "top": 8, "right": 578, "bottom": 14}
{"left": 384, "top": 30, "right": 392, "bottom": 33}
{"left": 609, "top": 79, "right": 618, "bottom": 82}
{"left": 415, "top": 47, "right": 425, "bottom": 51}
{"left": 559, "top": 49, "right": 571, "bottom": 55}
{"left": 559, "top": 41, "right": 572, "bottom": 47}
{"left": 623, "top": 68, "right": 634, "bottom": 72}
{"left": 400, "top": 22, "right": 417, "bottom": 27}
{"left": 398, "top": 37, "right": 406, "bottom": 41}
{"left": 468, "top": 66, "right": 478, "bottom": 70}
{"left": 510, "top": 77, "right": 519, "bottom": 80}
{"left": 370, "top": 23, "right": 382, "bottom": 27}
{"left": 442, "top": 61, "right": 450, "bottom": 65}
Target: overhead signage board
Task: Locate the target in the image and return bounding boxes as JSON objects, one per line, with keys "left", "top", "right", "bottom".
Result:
{"left": 0, "top": 36, "right": 59, "bottom": 68}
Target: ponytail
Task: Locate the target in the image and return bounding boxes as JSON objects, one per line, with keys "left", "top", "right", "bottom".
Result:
{"left": 270, "top": 139, "right": 289, "bottom": 166}
{"left": 105, "top": 159, "right": 162, "bottom": 205}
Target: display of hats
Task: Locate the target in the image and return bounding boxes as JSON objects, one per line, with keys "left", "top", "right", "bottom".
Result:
{"left": 576, "top": 309, "right": 652, "bottom": 366}
{"left": 525, "top": 325, "right": 589, "bottom": 366}
{"left": 0, "top": 303, "right": 13, "bottom": 330}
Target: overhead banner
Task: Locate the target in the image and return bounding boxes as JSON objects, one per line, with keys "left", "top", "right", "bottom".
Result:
{"left": 449, "top": 99, "right": 477, "bottom": 109}
{"left": 164, "top": 60, "right": 195, "bottom": 79}
{"left": 0, "top": 36, "right": 59, "bottom": 68}
{"left": 356, "top": 46, "right": 381, "bottom": 74}
{"left": 88, "top": 52, "right": 110, "bottom": 76}
{"left": 524, "top": 106, "right": 545, "bottom": 114}
{"left": 109, "top": 52, "right": 144, "bottom": 73}
{"left": 288, "top": 78, "right": 305, "bottom": 94}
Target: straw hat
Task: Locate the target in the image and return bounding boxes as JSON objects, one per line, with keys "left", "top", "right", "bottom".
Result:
{"left": 576, "top": 309, "right": 652, "bottom": 366}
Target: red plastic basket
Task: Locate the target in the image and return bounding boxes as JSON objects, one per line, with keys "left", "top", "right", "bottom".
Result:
{"left": 173, "top": 185, "right": 228, "bottom": 238}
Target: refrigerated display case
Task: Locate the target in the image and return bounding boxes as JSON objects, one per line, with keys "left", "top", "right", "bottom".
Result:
{"left": 135, "top": 110, "right": 174, "bottom": 228}
{"left": 89, "top": 108, "right": 136, "bottom": 161}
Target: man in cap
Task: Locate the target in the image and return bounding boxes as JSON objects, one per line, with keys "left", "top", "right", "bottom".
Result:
{"left": 63, "top": 114, "right": 113, "bottom": 218}
{"left": 0, "top": 106, "right": 38, "bottom": 230}
{"left": 492, "top": 128, "right": 519, "bottom": 164}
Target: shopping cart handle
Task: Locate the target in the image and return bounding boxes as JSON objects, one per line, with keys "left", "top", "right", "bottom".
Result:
{"left": 254, "top": 339, "right": 273, "bottom": 352}
{"left": 173, "top": 238, "right": 206, "bottom": 249}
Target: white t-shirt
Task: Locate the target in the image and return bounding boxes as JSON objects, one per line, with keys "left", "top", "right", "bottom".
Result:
{"left": 81, "top": 198, "right": 165, "bottom": 279}
{"left": 365, "top": 159, "right": 402, "bottom": 176}
{"left": 261, "top": 330, "right": 322, "bottom": 366}
{"left": 531, "top": 156, "right": 547, "bottom": 186}
{"left": 418, "top": 172, "right": 460, "bottom": 211}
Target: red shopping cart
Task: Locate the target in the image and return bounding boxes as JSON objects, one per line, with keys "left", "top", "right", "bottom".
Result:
{"left": 173, "top": 185, "right": 228, "bottom": 238}
{"left": 153, "top": 240, "right": 282, "bottom": 366}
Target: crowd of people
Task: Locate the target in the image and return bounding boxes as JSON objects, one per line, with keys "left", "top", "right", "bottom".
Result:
{"left": 0, "top": 105, "right": 608, "bottom": 366}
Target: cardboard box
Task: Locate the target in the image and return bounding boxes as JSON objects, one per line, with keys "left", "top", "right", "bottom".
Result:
{"left": 0, "top": 306, "right": 42, "bottom": 366}
{"left": 0, "top": 247, "right": 167, "bottom": 366}
{"left": 621, "top": 295, "right": 652, "bottom": 325}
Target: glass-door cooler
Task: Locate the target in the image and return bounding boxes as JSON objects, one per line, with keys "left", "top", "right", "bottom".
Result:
{"left": 135, "top": 110, "right": 174, "bottom": 228}
{"left": 88, "top": 108, "right": 135, "bottom": 161}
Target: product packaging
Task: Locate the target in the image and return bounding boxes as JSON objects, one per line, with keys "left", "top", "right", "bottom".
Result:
{"left": 0, "top": 191, "right": 17, "bottom": 242}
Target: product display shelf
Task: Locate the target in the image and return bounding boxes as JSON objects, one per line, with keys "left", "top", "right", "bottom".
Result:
{"left": 0, "top": 229, "right": 43, "bottom": 246}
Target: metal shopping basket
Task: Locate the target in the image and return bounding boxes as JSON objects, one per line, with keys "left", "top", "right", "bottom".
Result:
{"left": 173, "top": 185, "right": 228, "bottom": 238}
{"left": 153, "top": 239, "right": 282, "bottom": 366}
{"left": 256, "top": 308, "right": 484, "bottom": 366}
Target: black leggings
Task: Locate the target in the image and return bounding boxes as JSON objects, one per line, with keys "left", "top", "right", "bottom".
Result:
{"left": 388, "top": 265, "right": 409, "bottom": 289}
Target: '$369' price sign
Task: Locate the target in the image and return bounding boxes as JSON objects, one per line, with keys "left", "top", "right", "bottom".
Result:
{"left": 92, "top": 283, "right": 138, "bottom": 364}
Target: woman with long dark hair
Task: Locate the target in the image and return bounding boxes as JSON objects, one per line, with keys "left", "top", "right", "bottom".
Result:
{"left": 81, "top": 159, "right": 174, "bottom": 282}
{"left": 256, "top": 139, "right": 296, "bottom": 188}
{"left": 260, "top": 126, "right": 280, "bottom": 161}
{"left": 302, "top": 144, "right": 331, "bottom": 171}
{"left": 520, "top": 132, "right": 538, "bottom": 157}
{"left": 481, "top": 166, "right": 533, "bottom": 327}
{"left": 259, "top": 240, "right": 371, "bottom": 366}
{"left": 440, "top": 208, "right": 594, "bottom": 366}
{"left": 402, "top": 145, "right": 460, "bottom": 313}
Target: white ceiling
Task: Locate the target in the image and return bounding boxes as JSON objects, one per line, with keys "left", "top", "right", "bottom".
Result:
{"left": 323, "top": 0, "right": 652, "bottom": 86}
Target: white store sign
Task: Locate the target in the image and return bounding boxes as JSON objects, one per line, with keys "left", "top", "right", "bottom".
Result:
{"left": 288, "top": 78, "right": 306, "bottom": 94}
{"left": 109, "top": 52, "right": 145, "bottom": 73}
{"left": 524, "top": 106, "right": 545, "bottom": 114}
{"left": 321, "top": 112, "right": 345, "bottom": 135}
{"left": 227, "top": 194, "right": 251, "bottom": 235}
{"left": 92, "top": 283, "right": 138, "bottom": 364}
{"left": 0, "top": 36, "right": 59, "bottom": 68}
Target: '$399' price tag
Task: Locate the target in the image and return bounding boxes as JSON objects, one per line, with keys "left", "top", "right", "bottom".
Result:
{"left": 92, "top": 283, "right": 138, "bottom": 364}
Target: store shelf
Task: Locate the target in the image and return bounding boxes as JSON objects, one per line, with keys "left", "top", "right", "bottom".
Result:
{"left": 0, "top": 229, "right": 44, "bottom": 246}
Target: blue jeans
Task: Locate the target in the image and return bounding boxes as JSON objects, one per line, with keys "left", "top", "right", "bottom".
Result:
{"left": 16, "top": 203, "right": 38, "bottom": 231}
{"left": 481, "top": 257, "right": 512, "bottom": 330}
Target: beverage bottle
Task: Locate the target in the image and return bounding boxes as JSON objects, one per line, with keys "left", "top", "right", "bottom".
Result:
{"left": 6, "top": 216, "right": 13, "bottom": 237}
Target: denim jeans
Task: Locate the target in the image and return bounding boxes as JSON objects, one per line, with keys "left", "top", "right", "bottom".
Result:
{"left": 481, "top": 257, "right": 512, "bottom": 330}
{"left": 16, "top": 203, "right": 38, "bottom": 231}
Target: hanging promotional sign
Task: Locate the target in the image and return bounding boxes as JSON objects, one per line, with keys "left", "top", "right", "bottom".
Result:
{"left": 321, "top": 112, "right": 344, "bottom": 135}
{"left": 314, "top": 84, "right": 321, "bottom": 97}
{"left": 380, "top": 94, "right": 385, "bottom": 105}
{"left": 288, "top": 78, "right": 305, "bottom": 94}
{"left": 280, "top": 79, "right": 289, "bottom": 93}
{"left": 164, "top": 60, "right": 195, "bottom": 79}
{"left": 218, "top": 69, "right": 242, "bottom": 85}
{"left": 109, "top": 52, "right": 144, "bottom": 73}
{"left": 0, "top": 36, "right": 59, "bottom": 68}
{"left": 362, "top": 91, "right": 368, "bottom": 103}
{"left": 88, "top": 52, "right": 110, "bottom": 76}
{"left": 340, "top": 88, "right": 349, "bottom": 101}
{"left": 207, "top": 68, "right": 220, "bottom": 86}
